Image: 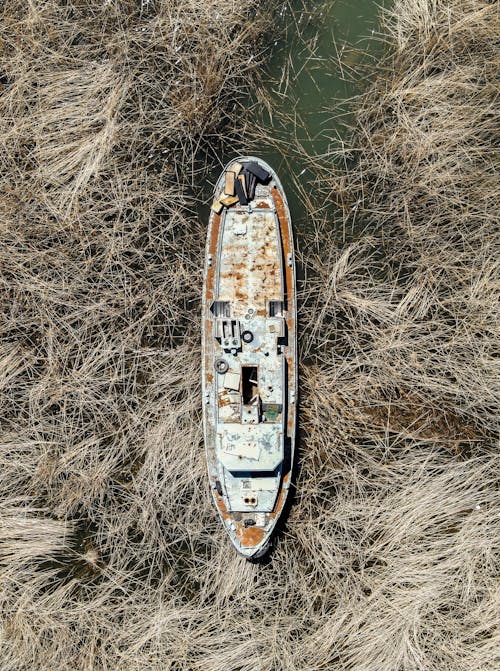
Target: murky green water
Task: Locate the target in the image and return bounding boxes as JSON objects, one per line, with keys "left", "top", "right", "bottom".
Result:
{"left": 252, "top": 0, "right": 385, "bottom": 215}
{"left": 204, "top": 0, "right": 387, "bottom": 229}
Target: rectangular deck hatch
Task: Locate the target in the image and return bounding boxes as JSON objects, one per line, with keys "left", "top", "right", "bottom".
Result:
{"left": 268, "top": 300, "right": 284, "bottom": 317}
{"left": 242, "top": 366, "right": 258, "bottom": 405}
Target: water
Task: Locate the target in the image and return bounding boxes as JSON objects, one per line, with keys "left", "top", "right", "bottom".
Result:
{"left": 204, "top": 0, "right": 387, "bottom": 230}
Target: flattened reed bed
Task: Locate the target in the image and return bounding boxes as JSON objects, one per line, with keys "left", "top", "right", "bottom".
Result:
{"left": 1, "top": 1, "right": 499, "bottom": 670}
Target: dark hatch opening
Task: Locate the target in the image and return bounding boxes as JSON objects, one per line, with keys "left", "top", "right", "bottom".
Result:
{"left": 242, "top": 366, "right": 258, "bottom": 404}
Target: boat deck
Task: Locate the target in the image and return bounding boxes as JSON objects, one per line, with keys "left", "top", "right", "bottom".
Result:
{"left": 217, "top": 196, "right": 283, "bottom": 314}
{"left": 202, "top": 157, "right": 296, "bottom": 558}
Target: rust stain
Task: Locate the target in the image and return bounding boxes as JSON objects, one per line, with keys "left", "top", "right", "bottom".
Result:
{"left": 214, "top": 493, "right": 229, "bottom": 519}
{"left": 239, "top": 525, "right": 266, "bottom": 547}
{"left": 217, "top": 391, "right": 232, "bottom": 407}
{"left": 272, "top": 186, "right": 293, "bottom": 299}
{"left": 269, "top": 487, "right": 287, "bottom": 520}
{"left": 206, "top": 269, "right": 215, "bottom": 300}
{"left": 209, "top": 212, "right": 221, "bottom": 253}
{"left": 216, "top": 201, "right": 281, "bottom": 310}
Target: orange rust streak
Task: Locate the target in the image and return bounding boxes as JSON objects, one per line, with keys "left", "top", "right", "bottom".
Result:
{"left": 272, "top": 185, "right": 295, "bottom": 334}
{"left": 269, "top": 488, "right": 287, "bottom": 520}
{"left": 215, "top": 495, "right": 230, "bottom": 519}
{"left": 272, "top": 186, "right": 294, "bottom": 317}
{"left": 209, "top": 213, "right": 221, "bottom": 253}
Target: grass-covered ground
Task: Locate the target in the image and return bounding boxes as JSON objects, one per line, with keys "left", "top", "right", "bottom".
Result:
{"left": 1, "top": 1, "right": 498, "bottom": 669}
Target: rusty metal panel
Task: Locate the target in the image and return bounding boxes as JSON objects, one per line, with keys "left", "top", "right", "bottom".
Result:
{"left": 217, "top": 203, "right": 283, "bottom": 313}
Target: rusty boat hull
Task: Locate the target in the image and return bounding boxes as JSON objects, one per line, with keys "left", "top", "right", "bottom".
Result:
{"left": 202, "top": 157, "right": 297, "bottom": 559}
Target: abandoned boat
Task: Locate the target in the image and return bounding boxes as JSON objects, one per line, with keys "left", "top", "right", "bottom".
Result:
{"left": 202, "top": 156, "right": 297, "bottom": 559}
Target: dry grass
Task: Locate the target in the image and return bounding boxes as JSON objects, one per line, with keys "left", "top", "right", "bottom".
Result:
{"left": 315, "top": 0, "right": 499, "bottom": 439}
{"left": 1, "top": 1, "right": 499, "bottom": 670}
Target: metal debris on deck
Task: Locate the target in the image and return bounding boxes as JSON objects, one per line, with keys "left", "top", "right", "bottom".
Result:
{"left": 202, "top": 157, "right": 297, "bottom": 559}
